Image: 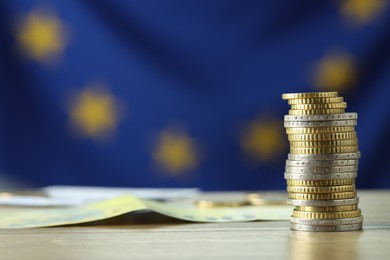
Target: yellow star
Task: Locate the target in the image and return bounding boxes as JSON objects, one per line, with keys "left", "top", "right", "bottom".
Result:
{"left": 16, "top": 9, "right": 67, "bottom": 61}
{"left": 312, "top": 51, "right": 357, "bottom": 93}
{"left": 340, "top": 0, "right": 386, "bottom": 24}
{"left": 153, "top": 129, "right": 199, "bottom": 175}
{"left": 241, "top": 118, "right": 286, "bottom": 163}
{"left": 69, "top": 85, "right": 122, "bottom": 139}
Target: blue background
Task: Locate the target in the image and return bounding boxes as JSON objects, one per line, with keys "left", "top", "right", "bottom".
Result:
{"left": 0, "top": 0, "right": 389, "bottom": 190}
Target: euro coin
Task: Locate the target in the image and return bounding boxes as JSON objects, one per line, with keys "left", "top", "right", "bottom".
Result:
{"left": 286, "top": 126, "right": 355, "bottom": 134}
{"left": 288, "top": 191, "right": 357, "bottom": 200}
{"left": 285, "top": 120, "right": 357, "bottom": 128}
{"left": 289, "top": 139, "right": 358, "bottom": 147}
{"left": 289, "top": 108, "right": 345, "bottom": 115}
{"left": 245, "top": 193, "right": 287, "bottom": 206}
{"left": 286, "top": 159, "right": 358, "bottom": 167}
{"left": 284, "top": 172, "right": 357, "bottom": 180}
{"left": 286, "top": 179, "right": 355, "bottom": 186}
{"left": 284, "top": 113, "right": 357, "bottom": 122}
{"left": 288, "top": 97, "right": 344, "bottom": 105}
{"left": 288, "top": 152, "right": 361, "bottom": 160}
{"left": 282, "top": 92, "right": 338, "bottom": 100}
{"left": 295, "top": 204, "right": 358, "bottom": 212}
{"left": 290, "top": 215, "right": 363, "bottom": 225}
{"left": 288, "top": 132, "right": 357, "bottom": 141}
{"left": 290, "top": 223, "right": 362, "bottom": 232}
{"left": 292, "top": 209, "right": 361, "bottom": 219}
{"left": 287, "top": 185, "right": 355, "bottom": 194}
{"left": 290, "top": 102, "right": 347, "bottom": 110}
{"left": 196, "top": 200, "right": 249, "bottom": 208}
{"left": 290, "top": 146, "right": 359, "bottom": 154}
{"left": 288, "top": 197, "right": 359, "bottom": 207}
{"left": 285, "top": 165, "right": 358, "bottom": 174}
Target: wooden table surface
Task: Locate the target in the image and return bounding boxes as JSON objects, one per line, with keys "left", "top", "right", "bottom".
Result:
{"left": 1, "top": 190, "right": 389, "bottom": 260}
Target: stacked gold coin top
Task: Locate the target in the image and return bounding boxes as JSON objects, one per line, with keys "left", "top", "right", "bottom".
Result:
{"left": 282, "top": 92, "right": 363, "bottom": 232}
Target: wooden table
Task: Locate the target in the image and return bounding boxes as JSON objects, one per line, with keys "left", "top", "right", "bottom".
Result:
{"left": 1, "top": 190, "right": 389, "bottom": 259}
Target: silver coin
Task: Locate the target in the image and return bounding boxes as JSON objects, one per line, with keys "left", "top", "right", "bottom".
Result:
{"left": 284, "top": 113, "right": 358, "bottom": 122}
{"left": 284, "top": 120, "right": 357, "bottom": 128}
{"left": 290, "top": 216, "right": 363, "bottom": 226}
{"left": 286, "top": 159, "right": 358, "bottom": 167}
{"left": 288, "top": 197, "right": 359, "bottom": 207}
{"left": 288, "top": 152, "right": 361, "bottom": 161}
{"left": 284, "top": 172, "right": 357, "bottom": 180}
{"left": 290, "top": 222, "right": 362, "bottom": 232}
{"left": 285, "top": 165, "right": 358, "bottom": 174}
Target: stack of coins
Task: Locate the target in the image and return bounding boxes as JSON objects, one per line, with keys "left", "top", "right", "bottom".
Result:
{"left": 282, "top": 92, "right": 363, "bottom": 232}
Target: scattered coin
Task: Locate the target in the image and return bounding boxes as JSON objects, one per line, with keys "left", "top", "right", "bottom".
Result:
{"left": 196, "top": 200, "right": 250, "bottom": 208}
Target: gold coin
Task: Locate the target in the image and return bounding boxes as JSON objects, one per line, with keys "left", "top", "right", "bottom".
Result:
{"left": 289, "top": 139, "right": 358, "bottom": 147}
{"left": 288, "top": 97, "right": 344, "bottom": 105}
{"left": 287, "top": 185, "right": 355, "bottom": 194}
{"left": 286, "top": 179, "right": 355, "bottom": 186}
{"left": 289, "top": 108, "right": 345, "bottom": 115}
{"left": 245, "top": 193, "right": 287, "bottom": 206}
{"left": 282, "top": 92, "right": 338, "bottom": 100}
{"left": 286, "top": 126, "right": 355, "bottom": 134}
{"left": 288, "top": 191, "right": 356, "bottom": 200}
{"left": 288, "top": 132, "right": 357, "bottom": 141}
{"left": 295, "top": 204, "right": 358, "bottom": 212}
{"left": 196, "top": 200, "right": 249, "bottom": 208}
{"left": 292, "top": 209, "right": 361, "bottom": 219}
{"left": 290, "top": 102, "right": 347, "bottom": 110}
{"left": 290, "top": 146, "right": 359, "bottom": 154}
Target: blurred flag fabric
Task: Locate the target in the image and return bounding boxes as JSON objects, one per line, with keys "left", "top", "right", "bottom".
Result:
{"left": 0, "top": 0, "right": 390, "bottom": 190}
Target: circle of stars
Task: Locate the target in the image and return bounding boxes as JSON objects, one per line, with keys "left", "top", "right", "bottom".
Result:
{"left": 11, "top": 2, "right": 388, "bottom": 178}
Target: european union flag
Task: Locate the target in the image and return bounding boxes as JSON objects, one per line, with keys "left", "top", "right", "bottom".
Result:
{"left": 1, "top": 0, "right": 390, "bottom": 190}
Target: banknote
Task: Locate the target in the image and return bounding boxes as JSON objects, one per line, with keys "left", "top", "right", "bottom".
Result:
{"left": 0, "top": 195, "right": 292, "bottom": 228}
{"left": 143, "top": 199, "right": 291, "bottom": 222}
{"left": 0, "top": 186, "right": 200, "bottom": 207}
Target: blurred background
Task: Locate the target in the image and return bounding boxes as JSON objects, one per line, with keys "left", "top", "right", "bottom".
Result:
{"left": 0, "top": 0, "right": 389, "bottom": 191}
